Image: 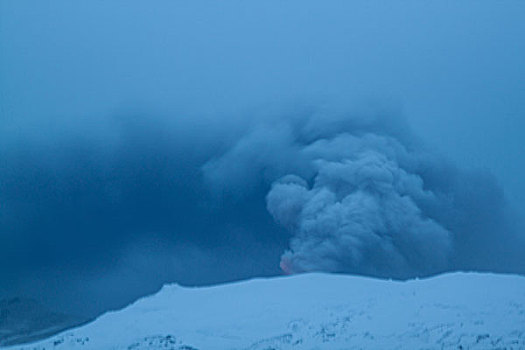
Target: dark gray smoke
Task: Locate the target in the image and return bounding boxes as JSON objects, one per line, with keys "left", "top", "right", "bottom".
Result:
{"left": 204, "top": 109, "right": 525, "bottom": 278}
{"left": 2, "top": 0, "right": 525, "bottom": 319}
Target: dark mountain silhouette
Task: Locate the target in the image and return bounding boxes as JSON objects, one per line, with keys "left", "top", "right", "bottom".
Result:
{"left": 0, "top": 297, "right": 89, "bottom": 346}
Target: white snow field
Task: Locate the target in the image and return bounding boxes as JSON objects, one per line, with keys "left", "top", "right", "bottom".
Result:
{"left": 6, "top": 273, "right": 525, "bottom": 350}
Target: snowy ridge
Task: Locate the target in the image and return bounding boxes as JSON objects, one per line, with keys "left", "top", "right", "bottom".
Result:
{"left": 6, "top": 272, "right": 525, "bottom": 350}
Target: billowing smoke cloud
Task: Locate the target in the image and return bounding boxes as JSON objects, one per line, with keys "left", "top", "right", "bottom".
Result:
{"left": 269, "top": 153, "right": 452, "bottom": 277}
{"left": 204, "top": 109, "right": 525, "bottom": 278}
{"left": 1, "top": 105, "right": 524, "bottom": 318}
{"left": 2, "top": 0, "right": 525, "bottom": 319}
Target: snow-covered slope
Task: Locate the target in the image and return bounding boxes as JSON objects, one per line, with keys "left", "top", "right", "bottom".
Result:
{"left": 6, "top": 273, "right": 525, "bottom": 350}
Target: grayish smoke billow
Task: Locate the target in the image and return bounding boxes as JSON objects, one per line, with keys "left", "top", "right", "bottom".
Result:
{"left": 2, "top": 0, "right": 525, "bottom": 318}
{"left": 204, "top": 110, "right": 524, "bottom": 278}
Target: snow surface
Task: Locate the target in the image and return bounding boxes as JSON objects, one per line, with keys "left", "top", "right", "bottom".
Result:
{"left": 5, "top": 273, "right": 525, "bottom": 350}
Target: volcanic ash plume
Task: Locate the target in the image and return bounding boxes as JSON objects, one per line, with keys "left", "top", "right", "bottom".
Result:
{"left": 267, "top": 135, "right": 452, "bottom": 277}
{"left": 204, "top": 110, "right": 524, "bottom": 278}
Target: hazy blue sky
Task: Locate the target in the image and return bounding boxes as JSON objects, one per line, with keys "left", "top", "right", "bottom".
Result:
{"left": 1, "top": 1, "right": 524, "bottom": 317}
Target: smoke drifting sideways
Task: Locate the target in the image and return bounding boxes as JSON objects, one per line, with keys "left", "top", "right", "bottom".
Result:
{"left": 1, "top": 103, "right": 524, "bottom": 318}
{"left": 204, "top": 108, "right": 525, "bottom": 279}
{"left": 2, "top": 0, "right": 525, "bottom": 320}
{"left": 0, "top": 112, "right": 289, "bottom": 316}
